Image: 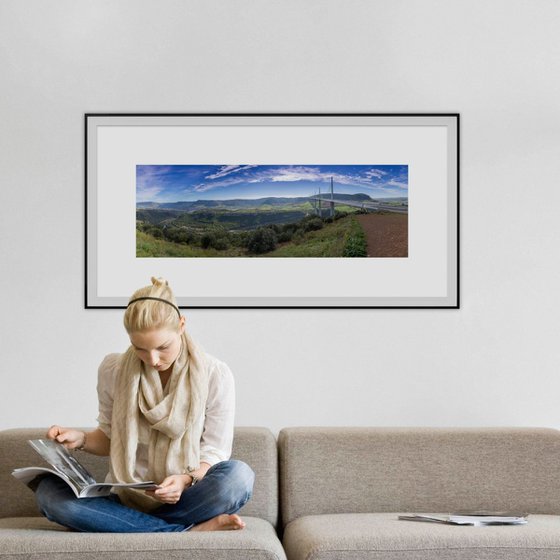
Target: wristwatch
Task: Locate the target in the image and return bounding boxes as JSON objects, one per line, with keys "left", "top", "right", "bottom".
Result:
{"left": 184, "top": 467, "right": 199, "bottom": 486}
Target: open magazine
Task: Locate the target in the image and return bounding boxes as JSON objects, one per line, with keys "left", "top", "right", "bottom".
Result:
{"left": 398, "top": 512, "right": 529, "bottom": 526}
{"left": 12, "top": 439, "right": 159, "bottom": 498}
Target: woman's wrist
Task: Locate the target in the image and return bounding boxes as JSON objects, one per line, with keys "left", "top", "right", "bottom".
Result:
{"left": 77, "top": 432, "right": 87, "bottom": 451}
{"left": 180, "top": 473, "right": 200, "bottom": 487}
{"left": 177, "top": 473, "right": 192, "bottom": 488}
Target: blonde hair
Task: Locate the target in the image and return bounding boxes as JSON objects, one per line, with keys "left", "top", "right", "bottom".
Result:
{"left": 123, "top": 277, "right": 181, "bottom": 333}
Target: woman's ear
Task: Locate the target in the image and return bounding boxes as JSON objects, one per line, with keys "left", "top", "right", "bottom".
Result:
{"left": 179, "top": 315, "right": 186, "bottom": 333}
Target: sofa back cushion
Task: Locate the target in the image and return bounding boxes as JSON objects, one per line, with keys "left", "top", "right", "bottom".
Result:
{"left": 279, "top": 427, "right": 560, "bottom": 527}
{"left": 0, "top": 427, "right": 278, "bottom": 527}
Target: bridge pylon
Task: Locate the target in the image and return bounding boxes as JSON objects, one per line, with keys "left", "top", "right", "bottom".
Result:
{"left": 329, "top": 176, "right": 335, "bottom": 218}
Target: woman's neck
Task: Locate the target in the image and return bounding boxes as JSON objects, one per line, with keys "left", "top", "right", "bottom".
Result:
{"left": 159, "top": 366, "right": 173, "bottom": 389}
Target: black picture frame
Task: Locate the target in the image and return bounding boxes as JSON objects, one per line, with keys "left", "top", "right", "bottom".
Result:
{"left": 85, "top": 113, "right": 459, "bottom": 309}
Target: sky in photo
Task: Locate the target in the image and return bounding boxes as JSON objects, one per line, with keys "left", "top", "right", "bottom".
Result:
{"left": 136, "top": 164, "right": 408, "bottom": 203}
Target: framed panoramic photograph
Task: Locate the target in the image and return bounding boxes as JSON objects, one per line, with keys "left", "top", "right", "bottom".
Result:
{"left": 85, "top": 113, "right": 459, "bottom": 308}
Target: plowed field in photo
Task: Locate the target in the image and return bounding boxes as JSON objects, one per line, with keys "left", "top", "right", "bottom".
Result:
{"left": 356, "top": 213, "right": 408, "bottom": 257}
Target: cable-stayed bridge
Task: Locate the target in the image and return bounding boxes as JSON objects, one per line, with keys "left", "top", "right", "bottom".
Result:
{"left": 309, "top": 195, "right": 408, "bottom": 215}
{"left": 309, "top": 176, "right": 407, "bottom": 217}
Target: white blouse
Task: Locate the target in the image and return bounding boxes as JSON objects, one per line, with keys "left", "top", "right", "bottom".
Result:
{"left": 96, "top": 352, "right": 235, "bottom": 480}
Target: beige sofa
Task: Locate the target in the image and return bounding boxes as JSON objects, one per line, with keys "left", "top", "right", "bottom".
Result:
{"left": 3, "top": 427, "right": 560, "bottom": 560}
{"left": 0, "top": 427, "right": 286, "bottom": 560}
{"left": 279, "top": 427, "right": 560, "bottom": 560}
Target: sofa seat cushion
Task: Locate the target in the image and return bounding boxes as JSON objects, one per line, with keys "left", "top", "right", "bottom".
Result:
{"left": 283, "top": 513, "right": 560, "bottom": 560}
{"left": 0, "top": 516, "right": 286, "bottom": 560}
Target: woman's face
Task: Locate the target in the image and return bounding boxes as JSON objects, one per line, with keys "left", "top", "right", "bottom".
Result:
{"left": 129, "top": 321, "right": 184, "bottom": 372}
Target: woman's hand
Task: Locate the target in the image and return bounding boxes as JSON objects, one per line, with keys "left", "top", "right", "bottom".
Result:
{"left": 146, "top": 474, "right": 191, "bottom": 504}
{"left": 46, "top": 425, "right": 86, "bottom": 450}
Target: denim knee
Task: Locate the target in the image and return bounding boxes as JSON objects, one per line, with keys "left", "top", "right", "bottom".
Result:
{"left": 230, "top": 460, "right": 255, "bottom": 494}
{"left": 219, "top": 459, "right": 255, "bottom": 506}
{"left": 35, "top": 475, "right": 76, "bottom": 523}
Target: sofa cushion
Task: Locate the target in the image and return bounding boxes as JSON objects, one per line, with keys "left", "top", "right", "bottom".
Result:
{"left": 279, "top": 428, "right": 560, "bottom": 526}
{"left": 0, "top": 516, "right": 286, "bottom": 560}
{"left": 0, "top": 427, "right": 278, "bottom": 527}
{"left": 283, "top": 513, "right": 560, "bottom": 560}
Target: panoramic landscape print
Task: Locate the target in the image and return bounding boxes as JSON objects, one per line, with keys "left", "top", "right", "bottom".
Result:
{"left": 136, "top": 164, "right": 408, "bottom": 258}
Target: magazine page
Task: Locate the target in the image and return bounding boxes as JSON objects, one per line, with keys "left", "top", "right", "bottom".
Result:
{"left": 12, "top": 467, "right": 82, "bottom": 497}
{"left": 28, "top": 439, "right": 96, "bottom": 491}
{"left": 13, "top": 439, "right": 160, "bottom": 499}
{"left": 398, "top": 515, "right": 449, "bottom": 524}
{"left": 78, "top": 481, "right": 160, "bottom": 498}
{"left": 398, "top": 513, "right": 529, "bottom": 526}
{"left": 449, "top": 513, "right": 528, "bottom": 525}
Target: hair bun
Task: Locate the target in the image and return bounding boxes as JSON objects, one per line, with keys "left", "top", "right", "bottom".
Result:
{"left": 151, "top": 276, "right": 169, "bottom": 287}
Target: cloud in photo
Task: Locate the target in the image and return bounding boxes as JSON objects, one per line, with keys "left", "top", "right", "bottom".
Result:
{"left": 137, "top": 164, "right": 408, "bottom": 202}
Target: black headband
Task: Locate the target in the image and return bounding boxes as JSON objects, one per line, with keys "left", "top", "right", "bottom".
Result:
{"left": 126, "top": 297, "right": 181, "bottom": 318}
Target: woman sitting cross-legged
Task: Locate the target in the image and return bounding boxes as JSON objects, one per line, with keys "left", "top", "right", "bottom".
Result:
{"left": 34, "top": 276, "right": 254, "bottom": 533}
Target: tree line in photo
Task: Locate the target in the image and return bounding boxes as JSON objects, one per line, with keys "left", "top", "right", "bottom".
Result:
{"left": 137, "top": 209, "right": 368, "bottom": 257}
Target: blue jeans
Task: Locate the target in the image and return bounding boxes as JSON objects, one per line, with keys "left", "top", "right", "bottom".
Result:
{"left": 35, "top": 460, "right": 255, "bottom": 533}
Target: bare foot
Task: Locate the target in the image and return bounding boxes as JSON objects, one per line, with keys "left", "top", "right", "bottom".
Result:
{"left": 190, "top": 514, "right": 246, "bottom": 532}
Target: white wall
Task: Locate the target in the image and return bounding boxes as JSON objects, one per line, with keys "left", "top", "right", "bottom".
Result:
{"left": 1, "top": 0, "right": 559, "bottom": 434}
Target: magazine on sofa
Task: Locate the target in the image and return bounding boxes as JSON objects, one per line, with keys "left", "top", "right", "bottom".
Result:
{"left": 12, "top": 439, "right": 159, "bottom": 498}
{"left": 398, "top": 512, "right": 529, "bottom": 526}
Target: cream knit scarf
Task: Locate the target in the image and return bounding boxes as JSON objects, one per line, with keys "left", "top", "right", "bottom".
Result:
{"left": 109, "top": 332, "right": 209, "bottom": 511}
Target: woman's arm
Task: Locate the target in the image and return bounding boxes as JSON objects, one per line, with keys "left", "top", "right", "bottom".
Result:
{"left": 79, "top": 428, "right": 111, "bottom": 456}
{"left": 47, "top": 425, "right": 111, "bottom": 456}
{"left": 199, "top": 359, "right": 235, "bottom": 467}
